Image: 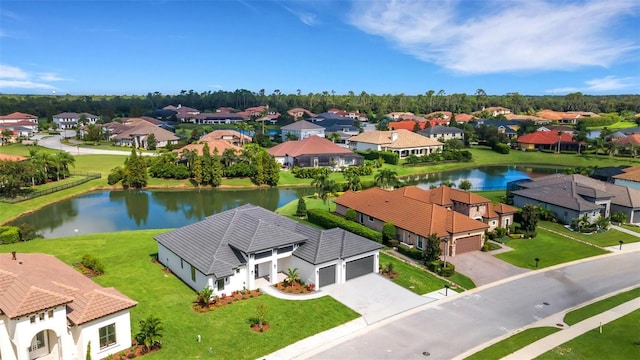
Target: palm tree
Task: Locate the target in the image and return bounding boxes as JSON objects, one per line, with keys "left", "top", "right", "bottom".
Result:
{"left": 55, "top": 151, "right": 75, "bottom": 179}
{"left": 440, "top": 179, "right": 456, "bottom": 188}
{"left": 135, "top": 316, "right": 164, "bottom": 353}
{"left": 345, "top": 172, "right": 362, "bottom": 191}
{"left": 285, "top": 267, "right": 300, "bottom": 286}
{"left": 374, "top": 169, "right": 398, "bottom": 190}
{"left": 458, "top": 179, "right": 472, "bottom": 190}
{"left": 556, "top": 131, "right": 563, "bottom": 153}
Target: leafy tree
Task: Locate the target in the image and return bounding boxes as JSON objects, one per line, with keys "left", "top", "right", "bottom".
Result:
{"left": 107, "top": 166, "right": 124, "bottom": 185}
{"left": 188, "top": 128, "right": 202, "bottom": 144}
{"left": 295, "top": 197, "right": 307, "bottom": 217}
{"left": 374, "top": 168, "right": 398, "bottom": 190}
{"left": 209, "top": 150, "right": 223, "bottom": 187}
{"left": 519, "top": 205, "right": 539, "bottom": 235}
{"left": 192, "top": 157, "right": 203, "bottom": 187}
{"left": 423, "top": 234, "right": 441, "bottom": 263}
{"left": 440, "top": 179, "right": 456, "bottom": 188}
{"left": 147, "top": 133, "right": 157, "bottom": 150}
{"left": 382, "top": 221, "right": 396, "bottom": 244}
{"left": 0, "top": 160, "right": 36, "bottom": 197}
{"left": 311, "top": 173, "right": 338, "bottom": 209}
{"left": 458, "top": 179, "right": 472, "bottom": 190}
{"left": 610, "top": 212, "right": 627, "bottom": 224}
{"left": 343, "top": 170, "right": 362, "bottom": 191}
{"left": 55, "top": 151, "right": 75, "bottom": 179}
{"left": 122, "top": 149, "right": 148, "bottom": 189}
{"left": 84, "top": 124, "right": 103, "bottom": 142}
{"left": 135, "top": 316, "right": 164, "bottom": 353}
{"left": 412, "top": 121, "right": 421, "bottom": 132}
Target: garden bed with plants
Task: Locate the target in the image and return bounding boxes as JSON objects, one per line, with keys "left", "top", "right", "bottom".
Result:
{"left": 192, "top": 289, "right": 262, "bottom": 312}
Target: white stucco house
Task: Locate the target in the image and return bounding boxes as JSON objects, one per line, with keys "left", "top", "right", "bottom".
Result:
{"left": 154, "top": 204, "right": 383, "bottom": 294}
{"left": 0, "top": 253, "right": 137, "bottom": 360}
{"left": 52, "top": 112, "right": 99, "bottom": 129}
{"left": 280, "top": 120, "right": 325, "bottom": 140}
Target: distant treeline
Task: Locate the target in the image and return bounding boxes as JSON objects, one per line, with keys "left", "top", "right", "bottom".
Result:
{"left": 1, "top": 90, "right": 638, "bottom": 121}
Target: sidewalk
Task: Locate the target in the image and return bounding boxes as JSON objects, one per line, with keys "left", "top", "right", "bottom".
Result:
{"left": 502, "top": 297, "right": 640, "bottom": 359}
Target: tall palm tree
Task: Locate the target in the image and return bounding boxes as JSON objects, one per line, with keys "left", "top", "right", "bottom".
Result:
{"left": 55, "top": 151, "right": 75, "bottom": 179}
{"left": 375, "top": 169, "right": 398, "bottom": 190}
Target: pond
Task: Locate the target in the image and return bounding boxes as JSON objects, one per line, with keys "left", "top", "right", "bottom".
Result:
{"left": 10, "top": 165, "right": 564, "bottom": 238}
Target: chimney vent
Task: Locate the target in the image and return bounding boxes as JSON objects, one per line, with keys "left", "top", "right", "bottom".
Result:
{"left": 11, "top": 251, "right": 17, "bottom": 260}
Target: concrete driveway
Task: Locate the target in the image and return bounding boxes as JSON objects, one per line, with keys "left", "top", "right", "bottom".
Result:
{"left": 447, "top": 245, "right": 529, "bottom": 286}
{"left": 322, "top": 273, "right": 431, "bottom": 325}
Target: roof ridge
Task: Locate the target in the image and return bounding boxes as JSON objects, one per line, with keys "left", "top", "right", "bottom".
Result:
{"left": 314, "top": 231, "right": 324, "bottom": 263}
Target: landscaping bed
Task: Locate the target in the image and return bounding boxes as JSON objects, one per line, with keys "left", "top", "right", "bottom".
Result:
{"left": 274, "top": 281, "right": 315, "bottom": 294}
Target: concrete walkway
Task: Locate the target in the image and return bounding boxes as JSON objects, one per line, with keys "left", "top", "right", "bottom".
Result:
{"left": 502, "top": 297, "right": 640, "bottom": 359}
{"left": 611, "top": 224, "right": 640, "bottom": 238}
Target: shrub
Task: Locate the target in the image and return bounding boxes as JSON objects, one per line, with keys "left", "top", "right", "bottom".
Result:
{"left": 509, "top": 233, "right": 523, "bottom": 239}
{"left": 397, "top": 244, "right": 424, "bottom": 261}
{"left": 81, "top": 254, "right": 105, "bottom": 275}
{"left": 345, "top": 208, "right": 356, "bottom": 222}
{"left": 495, "top": 227, "right": 507, "bottom": 238}
{"left": 486, "top": 231, "right": 497, "bottom": 240}
{"left": 0, "top": 226, "right": 20, "bottom": 244}
{"left": 388, "top": 239, "right": 400, "bottom": 248}
{"left": 522, "top": 230, "right": 537, "bottom": 238}
{"left": 307, "top": 209, "right": 382, "bottom": 242}
{"left": 295, "top": 197, "right": 307, "bottom": 217}
{"left": 355, "top": 150, "right": 399, "bottom": 165}
{"left": 107, "top": 166, "right": 124, "bottom": 185}
{"left": 440, "top": 262, "right": 455, "bottom": 277}
{"left": 481, "top": 244, "right": 489, "bottom": 252}
{"left": 382, "top": 221, "right": 396, "bottom": 244}
{"left": 493, "top": 143, "right": 510, "bottom": 154}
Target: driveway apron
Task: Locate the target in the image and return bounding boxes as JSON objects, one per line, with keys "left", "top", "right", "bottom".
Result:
{"left": 322, "top": 273, "right": 431, "bottom": 325}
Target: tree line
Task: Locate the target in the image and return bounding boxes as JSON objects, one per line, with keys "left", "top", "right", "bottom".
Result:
{"left": 1, "top": 90, "right": 638, "bottom": 122}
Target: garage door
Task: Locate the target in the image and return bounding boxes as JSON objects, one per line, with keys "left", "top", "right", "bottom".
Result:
{"left": 633, "top": 211, "right": 639, "bottom": 224}
{"left": 455, "top": 235, "right": 482, "bottom": 254}
{"left": 346, "top": 255, "right": 374, "bottom": 281}
{"left": 318, "top": 265, "right": 336, "bottom": 287}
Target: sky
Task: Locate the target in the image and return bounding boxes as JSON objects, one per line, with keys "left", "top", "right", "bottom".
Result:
{"left": 0, "top": 0, "right": 639, "bottom": 97}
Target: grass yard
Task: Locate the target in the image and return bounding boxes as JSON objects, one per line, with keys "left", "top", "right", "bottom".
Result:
{"left": 473, "top": 190, "right": 506, "bottom": 203}
{"left": 621, "top": 224, "right": 640, "bottom": 234}
{"left": 588, "top": 120, "right": 638, "bottom": 130}
{"left": 563, "top": 287, "right": 640, "bottom": 325}
{"left": 464, "top": 327, "right": 561, "bottom": 360}
{"left": 539, "top": 221, "right": 638, "bottom": 247}
{"left": 494, "top": 228, "right": 607, "bottom": 269}
{"left": 379, "top": 252, "right": 451, "bottom": 295}
{"left": 448, "top": 271, "right": 477, "bottom": 290}
{"left": 0, "top": 231, "right": 359, "bottom": 359}
{"left": 276, "top": 195, "right": 337, "bottom": 215}
{"left": 537, "top": 310, "right": 640, "bottom": 360}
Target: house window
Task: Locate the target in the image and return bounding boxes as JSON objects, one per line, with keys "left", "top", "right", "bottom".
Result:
{"left": 39, "top": 312, "right": 45, "bottom": 321}
{"left": 30, "top": 315, "right": 36, "bottom": 323}
{"left": 217, "top": 278, "right": 225, "bottom": 291}
{"left": 99, "top": 323, "right": 117, "bottom": 349}
{"left": 417, "top": 236, "right": 424, "bottom": 249}
{"left": 505, "top": 218, "right": 510, "bottom": 227}
{"left": 255, "top": 250, "right": 272, "bottom": 260}
{"left": 278, "top": 245, "right": 294, "bottom": 254}
{"left": 48, "top": 310, "right": 54, "bottom": 319}
{"left": 368, "top": 216, "right": 374, "bottom": 222}
{"left": 191, "top": 265, "right": 196, "bottom": 282}
{"left": 181, "top": 259, "right": 184, "bottom": 269}
{"left": 31, "top": 330, "right": 46, "bottom": 351}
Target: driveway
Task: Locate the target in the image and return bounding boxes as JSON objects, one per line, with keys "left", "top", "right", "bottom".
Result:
{"left": 322, "top": 273, "right": 431, "bottom": 325}
{"left": 447, "top": 246, "right": 529, "bottom": 286}
{"left": 33, "top": 133, "right": 155, "bottom": 156}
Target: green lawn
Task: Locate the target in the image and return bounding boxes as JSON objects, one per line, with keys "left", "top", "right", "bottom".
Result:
{"left": 379, "top": 252, "right": 451, "bottom": 295}
{"left": 276, "top": 195, "right": 336, "bottom": 215}
{"left": 473, "top": 190, "right": 506, "bottom": 203}
{"left": 564, "top": 287, "right": 640, "bottom": 325}
{"left": 621, "top": 224, "right": 640, "bottom": 234}
{"left": 537, "top": 310, "right": 640, "bottom": 360}
{"left": 494, "top": 228, "right": 607, "bottom": 269}
{"left": 465, "top": 327, "right": 561, "bottom": 360}
{"left": 587, "top": 120, "right": 638, "bottom": 130}
{"left": 539, "top": 221, "right": 637, "bottom": 247}
{"left": 1, "top": 231, "right": 359, "bottom": 359}
{"left": 448, "top": 271, "right": 477, "bottom": 290}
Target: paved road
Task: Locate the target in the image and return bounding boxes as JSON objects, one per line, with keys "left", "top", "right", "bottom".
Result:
{"left": 34, "top": 133, "right": 153, "bottom": 156}
{"left": 308, "top": 251, "right": 640, "bottom": 360}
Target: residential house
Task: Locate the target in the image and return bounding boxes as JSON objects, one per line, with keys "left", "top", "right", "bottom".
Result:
{"left": 472, "top": 119, "right": 519, "bottom": 138}
{"left": 425, "top": 111, "right": 453, "bottom": 121}
{"left": 335, "top": 187, "right": 488, "bottom": 256}
{"left": 287, "top": 108, "right": 315, "bottom": 120}
{"left": 510, "top": 174, "right": 640, "bottom": 224}
{"left": 386, "top": 112, "right": 415, "bottom": 120}
{"left": 0, "top": 252, "right": 136, "bottom": 360}
{"left": 155, "top": 204, "right": 382, "bottom": 293}
{"left": 454, "top": 113, "right": 475, "bottom": 123}
{"left": 164, "top": 105, "right": 200, "bottom": 122}
{"left": 613, "top": 166, "right": 640, "bottom": 191}
{"left": 388, "top": 120, "right": 426, "bottom": 131}
{"left": 310, "top": 115, "right": 360, "bottom": 146}
{"left": 619, "top": 127, "right": 640, "bottom": 136}
{"left": 200, "top": 129, "right": 251, "bottom": 146}
{"left": 516, "top": 131, "right": 576, "bottom": 151}
{"left": 536, "top": 110, "right": 596, "bottom": 124}
{"left": 268, "top": 135, "right": 364, "bottom": 168}
{"left": 418, "top": 125, "right": 464, "bottom": 142}
{"left": 327, "top": 109, "right": 368, "bottom": 121}
{"left": 0, "top": 125, "right": 30, "bottom": 142}
{"left": 113, "top": 119, "right": 179, "bottom": 149}
{"left": 347, "top": 129, "right": 443, "bottom": 159}
{"left": 536, "top": 125, "right": 576, "bottom": 135}
{"left": 589, "top": 166, "right": 629, "bottom": 183}
{"left": 280, "top": 120, "right": 325, "bottom": 140}
{"left": 0, "top": 112, "right": 39, "bottom": 134}
{"left": 479, "top": 107, "right": 511, "bottom": 117}
{"left": 52, "top": 112, "right": 99, "bottom": 129}
{"left": 191, "top": 112, "right": 246, "bottom": 125}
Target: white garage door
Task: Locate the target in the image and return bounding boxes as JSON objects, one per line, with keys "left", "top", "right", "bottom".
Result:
{"left": 346, "top": 255, "right": 374, "bottom": 281}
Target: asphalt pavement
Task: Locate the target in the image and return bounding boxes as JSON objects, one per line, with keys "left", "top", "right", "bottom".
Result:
{"left": 33, "top": 133, "right": 154, "bottom": 156}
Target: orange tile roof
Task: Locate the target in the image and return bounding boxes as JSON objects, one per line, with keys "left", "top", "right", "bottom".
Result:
{"left": 400, "top": 186, "right": 490, "bottom": 206}
{"left": 268, "top": 135, "right": 356, "bottom": 157}
{"left": 335, "top": 188, "right": 488, "bottom": 237}
{"left": 0, "top": 253, "right": 136, "bottom": 323}
{"left": 200, "top": 129, "right": 252, "bottom": 144}
{"left": 388, "top": 120, "right": 425, "bottom": 131}
{"left": 454, "top": 113, "right": 474, "bottom": 122}
{"left": 176, "top": 140, "right": 240, "bottom": 156}
{"left": 613, "top": 167, "right": 640, "bottom": 182}
{"left": 0, "top": 112, "right": 38, "bottom": 120}
{"left": 0, "top": 154, "right": 28, "bottom": 162}
{"left": 616, "top": 134, "right": 640, "bottom": 146}
{"left": 484, "top": 203, "right": 518, "bottom": 219}
{"left": 517, "top": 131, "right": 574, "bottom": 145}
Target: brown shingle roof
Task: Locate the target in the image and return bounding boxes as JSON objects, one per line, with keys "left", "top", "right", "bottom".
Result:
{"left": 200, "top": 129, "right": 252, "bottom": 143}
{"left": 0, "top": 253, "right": 136, "bottom": 323}
{"left": 335, "top": 188, "right": 488, "bottom": 237}
{"left": 348, "top": 129, "right": 442, "bottom": 148}
{"left": 115, "top": 120, "right": 179, "bottom": 142}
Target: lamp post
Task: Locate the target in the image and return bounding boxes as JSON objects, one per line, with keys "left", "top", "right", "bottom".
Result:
{"left": 534, "top": 257, "right": 540, "bottom": 268}
{"left": 442, "top": 238, "right": 449, "bottom": 268}
{"left": 619, "top": 240, "right": 624, "bottom": 251}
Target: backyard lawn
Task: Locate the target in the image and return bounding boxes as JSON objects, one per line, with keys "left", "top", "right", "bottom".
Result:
{"left": 0, "top": 230, "right": 359, "bottom": 359}
{"left": 494, "top": 228, "right": 607, "bottom": 269}
{"left": 537, "top": 310, "right": 640, "bottom": 360}
{"left": 379, "top": 252, "right": 456, "bottom": 294}
{"left": 464, "top": 327, "right": 561, "bottom": 360}
{"left": 538, "top": 221, "right": 637, "bottom": 247}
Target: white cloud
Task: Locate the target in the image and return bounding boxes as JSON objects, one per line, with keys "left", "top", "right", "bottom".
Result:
{"left": 546, "top": 76, "right": 638, "bottom": 94}
{"left": 0, "top": 64, "right": 63, "bottom": 91}
{"left": 348, "top": 0, "right": 639, "bottom": 74}
{"left": 283, "top": 5, "right": 317, "bottom": 26}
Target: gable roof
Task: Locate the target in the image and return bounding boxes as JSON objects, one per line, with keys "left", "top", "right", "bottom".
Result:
{"left": 517, "top": 131, "right": 574, "bottom": 145}
{"left": 418, "top": 125, "right": 464, "bottom": 136}
{"left": 613, "top": 166, "right": 640, "bottom": 183}
{"left": 485, "top": 203, "right": 518, "bottom": 219}
{"left": 115, "top": 119, "right": 179, "bottom": 142}
{"left": 0, "top": 112, "right": 38, "bottom": 120}
{"left": 335, "top": 188, "right": 488, "bottom": 237}
{"left": 200, "top": 129, "right": 252, "bottom": 143}
{"left": 268, "top": 136, "right": 359, "bottom": 157}
{"left": 155, "top": 204, "right": 381, "bottom": 277}
{"left": 348, "top": 129, "right": 442, "bottom": 148}
{"left": 0, "top": 253, "right": 136, "bottom": 323}
{"left": 403, "top": 185, "right": 491, "bottom": 206}
{"left": 388, "top": 120, "right": 425, "bottom": 131}
{"left": 616, "top": 134, "right": 640, "bottom": 146}
{"left": 176, "top": 140, "right": 240, "bottom": 156}
{"left": 281, "top": 120, "right": 324, "bottom": 131}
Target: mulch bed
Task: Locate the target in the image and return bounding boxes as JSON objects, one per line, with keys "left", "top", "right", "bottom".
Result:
{"left": 380, "top": 270, "right": 399, "bottom": 280}
{"left": 72, "top": 263, "right": 100, "bottom": 278}
{"left": 274, "top": 281, "right": 314, "bottom": 294}
{"left": 250, "top": 323, "right": 270, "bottom": 333}
{"left": 192, "top": 290, "right": 262, "bottom": 313}
{"left": 103, "top": 340, "right": 160, "bottom": 360}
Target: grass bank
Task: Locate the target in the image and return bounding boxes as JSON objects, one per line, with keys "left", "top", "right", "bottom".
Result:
{"left": 0, "top": 231, "right": 359, "bottom": 359}
{"left": 464, "top": 327, "right": 561, "bottom": 360}
{"left": 539, "top": 222, "right": 637, "bottom": 247}
{"left": 564, "top": 287, "right": 640, "bottom": 325}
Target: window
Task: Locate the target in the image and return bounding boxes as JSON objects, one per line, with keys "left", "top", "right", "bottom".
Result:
{"left": 181, "top": 259, "right": 184, "bottom": 269}
{"left": 30, "top": 315, "right": 36, "bottom": 324}
{"left": 278, "top": 245, "right": 294, "bottom": 254}
{"left": 505, "top": 218, "right": 510, "bottom": 227}
{"left": 99, "top": 323, "right": 116, "bottom": 349}
{"left": 417, "top": 236, "right": 424, "bottom": 249}
{"left": 39, "top": 312, "right": 45, "bottom": 321}
{"left": 48, "top": 310, "right": 54, "bottom": 319}
{"left": 217, "top": 278, "right": 225, "bottom": 291}
{"left": 368, "top": 216, "right": 374, "bottom": 222}
{"left": 31, "top": 330, "right": 46, "bottom": 351}
{"left": 255, "top": 250, "right": 272, "bottom": 260}
{"left": 191, "top": 265, "right": 196, "bottom": 282}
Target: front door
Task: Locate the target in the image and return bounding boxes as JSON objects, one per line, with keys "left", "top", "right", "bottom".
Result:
{"left": 254, "top": 264, "right": 259, "bottom": 279}
{"left": 29, "top": 330, "right": 49, "bottom": 359}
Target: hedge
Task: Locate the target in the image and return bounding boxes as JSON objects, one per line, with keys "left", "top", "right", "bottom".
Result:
{"left": 81, "top": 254, "right": 105, "bottom": 275}
{"left": 354, "top": 150, "right": 399, "bottom": 165}
{"left": 306, "top": 209, "right": 382, "bottom": 243}
{"left": 0, "top": 226, "right": 20, "bottom": 244}
{"left": 397, "top": 244, "right": 424, "bottom": 261}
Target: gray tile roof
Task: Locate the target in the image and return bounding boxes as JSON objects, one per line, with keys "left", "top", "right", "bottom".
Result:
{"left": 281, "top": 120, "right": 324, "bottom": 131}
{"left": 155, "top": 204, "right": 381, "bottom": 277}
{"left": 512, "top": 182, "right": 602, "bottom": 212}
{"left": 418, "top": 125, "right": 464, "bottom": 136}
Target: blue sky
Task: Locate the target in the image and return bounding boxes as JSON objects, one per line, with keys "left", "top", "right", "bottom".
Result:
{"left": 0, "top": 0, "right": 639, "bottom": 96}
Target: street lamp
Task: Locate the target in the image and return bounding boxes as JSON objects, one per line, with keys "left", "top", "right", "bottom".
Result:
{"left": 619, "top": 240, "right": 624, "bottom": 251}
{"left": 534, "top": 257, "right": 540, "bottom": 268}
{"left": 442, "top": 238, "right": 449, "bottom": 268}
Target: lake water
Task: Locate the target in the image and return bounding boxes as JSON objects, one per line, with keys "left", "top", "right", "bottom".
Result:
{"left": 10, "top": 165, "right": 563, "bottom": 238}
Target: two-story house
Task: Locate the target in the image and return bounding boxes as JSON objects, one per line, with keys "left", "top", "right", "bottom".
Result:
{"left": 347, "top": 129, "right": 443, "bottom": 159}
{"left": 52, "top": 112, "right": 99, "bottom": 129}
{"left": 280, "top": 120, "right": 325, "bottom": 140}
